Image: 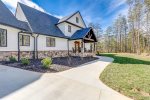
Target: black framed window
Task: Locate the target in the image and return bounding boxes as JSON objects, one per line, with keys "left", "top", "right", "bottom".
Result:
{"left": 0, "top": 28, "right": 7, "bottom": 47}
{"left": 19, "top": 34, "right": 30, "bottom": 46}
{"left": 68, "top": 25, "right": 71, "bottom": 32}
{"left": 76, "top": 17, "right": 79, "bottom": 23}
{"left": 46, "top": 37, "right": 55, "bottom": 47}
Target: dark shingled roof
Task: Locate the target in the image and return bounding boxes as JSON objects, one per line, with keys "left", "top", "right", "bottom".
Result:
{"left": 58, "top": 11, "right": 78, "bottom": 23}
{"left": 70, "top": 27, "right": 91, "bottom": 40}
{"left": 19, "top": 3, "right": 66, "bottom": 38}
{"left": 0, "top": 0, "right": 30, "bottom": 31}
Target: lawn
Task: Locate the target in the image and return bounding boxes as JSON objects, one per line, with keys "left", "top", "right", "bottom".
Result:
{"left": 99, "top": 53, "right": 150, "bottom": 100}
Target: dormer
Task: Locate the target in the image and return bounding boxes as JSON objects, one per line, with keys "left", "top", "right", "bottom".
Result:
{"left": 57, "top": 11, "right": 86, "bottom": 37}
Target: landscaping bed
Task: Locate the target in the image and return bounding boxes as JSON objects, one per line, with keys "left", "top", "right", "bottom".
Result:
{"left": 0, "top": 56, "right": 98, "bottom": 73}
{"left": 99, "top": 53, "right": 150, "bottom": 100}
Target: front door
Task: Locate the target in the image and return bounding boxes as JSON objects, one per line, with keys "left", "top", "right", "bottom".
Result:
{"left": 74, "top": 41, "right": 81, "bottom": 53}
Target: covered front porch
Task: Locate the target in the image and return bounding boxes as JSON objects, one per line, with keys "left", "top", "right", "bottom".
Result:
{"left": 68, "top": 27, "right": 97, "bottom": 56}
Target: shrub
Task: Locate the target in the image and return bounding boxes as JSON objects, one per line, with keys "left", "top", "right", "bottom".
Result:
{"left": 97, "top": 51, "right": 100, "bottom": 55}
{"left": 21, "top": 58, "right": 30, "bottom": 65}
{"left": 41, "top": 57, "right": 52, "bottom": 68}
{"left": 9, "top": 56, "right": 17, "bottom": 62}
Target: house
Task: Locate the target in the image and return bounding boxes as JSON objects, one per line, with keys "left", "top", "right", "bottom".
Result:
{"left": 0, "top": 1, "right": 97, "bottom": 61}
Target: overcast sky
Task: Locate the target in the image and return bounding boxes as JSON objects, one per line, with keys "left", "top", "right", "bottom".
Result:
{"left": 2, "top": 0, "right": 128, "bottom": 30}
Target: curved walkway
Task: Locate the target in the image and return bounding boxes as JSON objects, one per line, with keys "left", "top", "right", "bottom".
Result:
{"left": 0, "top": 56, "right": 132, "bottom": 100}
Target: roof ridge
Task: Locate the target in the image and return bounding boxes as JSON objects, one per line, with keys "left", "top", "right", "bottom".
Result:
{"left": 18, "top": 2, "right": 60, "bottom": 20}
{"left": 58, "top": 11, "right": 79, "bottom": 23}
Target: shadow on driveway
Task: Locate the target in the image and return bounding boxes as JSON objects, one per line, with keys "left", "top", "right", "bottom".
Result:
{"left": 0, "top": 65, "right": 42, "bottom": 98}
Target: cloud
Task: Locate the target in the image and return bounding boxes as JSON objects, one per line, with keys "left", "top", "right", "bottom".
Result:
{"left": 2, "top": 0, "right": 45, "bottom": 13}
{"left": 107, "top": 0, "right": 127, "bottom": 15}
{"left": 1, "top": 0, "right": 62, "bottom": 19}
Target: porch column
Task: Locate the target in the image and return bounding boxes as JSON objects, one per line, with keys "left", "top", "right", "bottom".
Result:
{"left": 67, "top": 40, "right": 70, "bottom": 56}
{"left": 94, "top": 42, "right": 96, "bottom": 52}
{"left": 82, "top": 39, "right": 84, "bottom": 53}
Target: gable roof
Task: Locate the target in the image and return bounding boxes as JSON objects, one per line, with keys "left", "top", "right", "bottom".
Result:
{"left": 58, "top": 11, "right": 86, "bottom": 28}
{"left": 58, "top": 11, "right": 79, "bottom": 23}
{"left": 0, "top": 0, "right": 30, "bottom": 31}
{"left": 18, "top": 3, "right": 66, "bottom": 38}
{"left": 70, "top": 27, "right": 91, "bottom": 40}
{"left": 70, "top": 27, "right": 97, "bottom": 42}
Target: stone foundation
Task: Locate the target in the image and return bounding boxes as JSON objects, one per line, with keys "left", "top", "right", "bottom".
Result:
{"left": 0, "top": 51, "right": 95, "bottom": 61}
{"left": 0, "top": 51, "right": 17, "bottom": 61}
{"left": 0, "top": 51, "right": 34, "bottom": 61}
{"left": 38, "top": 50, "right": 69, "bottom": 59}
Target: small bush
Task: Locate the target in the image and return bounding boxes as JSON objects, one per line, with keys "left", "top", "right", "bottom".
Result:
{"left": 97, "top": 51, "right": 100, "bottom": 55}
{"left": 9, "top": 56, "right": 17, "bottom": 62}
{"left": 21, "top": 58, "right": 30, "bottom": 65}
{"left": 41, "top": 58, "right": 52, "bottom": 68}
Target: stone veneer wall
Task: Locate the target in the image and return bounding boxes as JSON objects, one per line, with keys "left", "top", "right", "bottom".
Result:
{"left": 0, "top": 51, "right": 69, "bottom": 61}
{"left": 0, "top": 50, "right": 95, "bottom": 61}
{"left": 38, "top": 51, "right": 95, "bottom": 59}
{"left": 38, "top": 50, "right": 69, "bottom": 59}
{"left": 0, "top": 51, "right": 34, "bottom": 61}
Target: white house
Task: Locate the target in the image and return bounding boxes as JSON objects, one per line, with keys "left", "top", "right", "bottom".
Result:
{"left": 0, "top": 1, "right": 97, "bottom": 61}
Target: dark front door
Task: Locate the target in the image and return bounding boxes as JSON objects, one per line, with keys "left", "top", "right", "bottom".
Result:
{"left": 74, "top": 41, "right": 81, "bottom": 53}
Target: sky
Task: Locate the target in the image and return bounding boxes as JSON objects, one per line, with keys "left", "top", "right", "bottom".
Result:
{"left": 2, "top": 0, "right": 128, "bottom": 31}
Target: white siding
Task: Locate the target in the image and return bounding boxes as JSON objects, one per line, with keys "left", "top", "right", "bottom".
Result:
{"left": 57, "top": 22, "right": 66, "bottom": 34}
{"left": 69, "top": 40, "right": 81, "bottom": 51}
{"left": 67, "top": 12, "right": 86, "bottom": 28}
{"left": 20, "top": 33, "right": 34, "bottom": 51}
{"left": 0, "top": 24, "right": 34, "bottom": 51}
{"left": 69, "top": 40, "right": 91, "bottom": 51}
{"left": 15, "top": 5, "right": 28, "bottom": 22}
{"left": 84, "top": 43, "right": 91, "bottom": 51}
{"left": 57, "top": 22, "right": 81, "bottom": 37}
{"left": 37, "top": 35, "right": 68, "bottom": 51}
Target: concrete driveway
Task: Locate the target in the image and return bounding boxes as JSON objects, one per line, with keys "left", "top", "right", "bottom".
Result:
{"left": 0, "top": 56, "right": 132, "bottom": 100}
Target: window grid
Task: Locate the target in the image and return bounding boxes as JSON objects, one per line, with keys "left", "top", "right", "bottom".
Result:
{"left": 68, "top": 25, "right": 71, "bottom": 32}
{"left": 0, "top": 28, "right": 7, "bottom": 47}
{"left": 19, "top": 34, "right": 30, "bottom": 46}
{"left": 46, "top": 37, "right": 55, "bottom": 47}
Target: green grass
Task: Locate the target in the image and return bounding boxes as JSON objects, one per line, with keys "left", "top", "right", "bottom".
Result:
{"left": 99, "top": 53, "right": 150, "bottom": 100}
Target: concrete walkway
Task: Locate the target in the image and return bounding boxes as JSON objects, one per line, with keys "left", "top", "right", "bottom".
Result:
{"left": 0, "top": 56, "right": 132, "bottom": 100}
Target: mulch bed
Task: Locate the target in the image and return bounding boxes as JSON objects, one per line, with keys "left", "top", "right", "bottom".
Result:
{"left": 0, "top": 56, "right": 98, "bottom": 73}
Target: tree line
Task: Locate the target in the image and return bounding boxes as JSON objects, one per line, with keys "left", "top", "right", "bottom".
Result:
{"left": 90, "top": 0, "right": 150, "bottom": 55}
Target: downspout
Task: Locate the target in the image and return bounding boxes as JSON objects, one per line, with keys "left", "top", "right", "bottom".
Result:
{"left": 18, "top": 31, "right": 23, "bottom": 61}
{"left": 31, "top": 34, "right": 35, "bottom": 59}
{"left": 36, "top": 34, "right": 39, "bottom": 59}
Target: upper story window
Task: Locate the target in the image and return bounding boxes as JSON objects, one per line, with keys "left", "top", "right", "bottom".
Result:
{"left": 76, "top": 17, "right": 79, "bottom": 23}
{"left": 0, "top": 28, "right": 7, "bottom": 47}
{"left": 19, "top": 34, "right": 30, "bottom": 46}
{"left": 68, "top": 25, "right": 71, "bottom": 32}
{"left": 46, "top": 37, "right": 55, "bottom": 47}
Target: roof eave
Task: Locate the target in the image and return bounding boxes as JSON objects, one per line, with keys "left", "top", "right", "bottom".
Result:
{"left": 0, "top": 22, "right": 28, "bottom": 31}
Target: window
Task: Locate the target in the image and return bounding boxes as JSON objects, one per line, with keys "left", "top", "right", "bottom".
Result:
{"left": 76, "top": 17, "right": 79, "bottom": 23}
{"left": 68, "top": 25, "right": 71, "bottom": 32}
{"left": 46, "top": 37, "right": 55, "bottom": 47}
{"left": 19, "top": 34, "right": 30, "bottom": 46}
{"left": 0, "top": 28, "right": 7, "bottom": 47}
